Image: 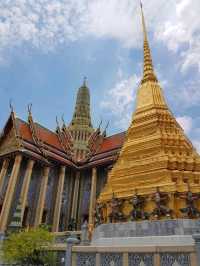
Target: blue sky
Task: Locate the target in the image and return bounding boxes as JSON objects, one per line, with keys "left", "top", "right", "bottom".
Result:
{"left": 0, "top": 0, "right": 200, "bottom": 151}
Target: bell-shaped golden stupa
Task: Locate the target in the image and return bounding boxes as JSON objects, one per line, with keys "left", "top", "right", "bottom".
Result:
{"left": 98, "top": 4, "right": 200, "bottom": 221}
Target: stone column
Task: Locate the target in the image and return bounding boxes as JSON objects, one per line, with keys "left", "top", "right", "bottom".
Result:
{"left": 89, "top": 167, "right": 97, "bottom": 226}
{"left": 0, "top": 158, "right": 9, "bottom": 194}
{"left": 154, "top": 253, "right": 160, "bottom": 266}
{"left": 20, "top": 160, "right": 35, "bottom": 221}
{"left": 34, "top": 166, "right": 49, "bottom": 227}
{"left": 123, "top": 253, "right": 128, "bottom": 266}
{"left": 52, "top": 166, "right": 66, "bottom": 232}
{"left": 65, "top": 234, "right": 80, "bottom": 266}
{"left": 96, "top": 253, "right": 100, "bottom": 266}
{"left": 190, "top": 252, "right": 198, "bottom": 266}
{"left": 71, "top": 172, "right": 80, "bottom": 221}
{"left": 0, "top": 154, "right": 22, "bottom": 232}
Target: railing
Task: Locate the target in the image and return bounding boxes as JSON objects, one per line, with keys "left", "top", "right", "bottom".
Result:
{"left": 54, "top": 230, "right": 81, "bottom": 244}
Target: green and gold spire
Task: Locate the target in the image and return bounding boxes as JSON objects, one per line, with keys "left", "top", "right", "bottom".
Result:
{"left": 70, "top": 77, "right": 93, "bottom": 128}
{"left": 68, "top": 78, "right": 94, "bottom": 161}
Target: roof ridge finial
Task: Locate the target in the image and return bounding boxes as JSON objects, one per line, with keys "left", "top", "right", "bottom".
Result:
{"left": 140, "top": 2, "right": 158, "bottom": 84}
{"left": 9, "top": 99, "right": 14, "bottom": 113}
{"left": 56, "top": 116, "right": 60, "bottom": 129}
{"left": 27, "top": 103, "right": 32, "bottom": 115}
{"left": 61, "top": 114, "right": 65, "bottom": 125}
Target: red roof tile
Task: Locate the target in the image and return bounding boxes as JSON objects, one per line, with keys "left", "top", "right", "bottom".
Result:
{"left": 17, "top": 119, "right": 63, "bottom": 151}
{"left": 96, "top": 132, "right": 126, "bottom": 154}
{"left": 14, "top": 118, "right": 126, "bottom": 167}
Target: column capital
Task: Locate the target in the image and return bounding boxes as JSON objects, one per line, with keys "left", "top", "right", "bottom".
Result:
{"left": 60, "top": 165, "right": 66, "bottom": 173}
{"left": 92, "top": 167, "right": 97, "bottom": 176}
{"left": 76, "top": 171, "right": 80, "bottom": 177}
{"left": 43, "top": 166, "right": 50, "bottom": 176}
{"left": 2, "top": 158, "right": 9, "bottom": 168}
{"left": 27, "top": 159, "right": 35, "bottom": 168}
{"left": 15, "top": 154, "right": 23, "bottom": 164}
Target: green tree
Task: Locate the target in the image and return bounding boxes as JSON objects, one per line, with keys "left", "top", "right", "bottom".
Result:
{"left": 2, "top": 226, "right": 56, "bottom": 265}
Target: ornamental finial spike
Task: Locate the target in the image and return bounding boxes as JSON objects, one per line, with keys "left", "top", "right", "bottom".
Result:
{"left": 9, "top": 99, "right": 14, "bottom": 113}
{"left": 140, "top": 2, "right": 157, "bottom": 84}
{"left": 56, "top": 116, "right": 60, "bottom": 128}
{"left": 27, "top": 103, "right": 32, "bottom": 115}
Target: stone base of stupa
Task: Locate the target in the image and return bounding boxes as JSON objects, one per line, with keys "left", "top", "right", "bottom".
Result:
{"left": 91, "top": 219, "right": 200, "bottom": 247}
{"left": 70, "top": 220, "right": 199, "bottom": 265}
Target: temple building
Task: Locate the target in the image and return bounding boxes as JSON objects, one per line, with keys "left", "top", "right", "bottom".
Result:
{"left": 0, "top": 78, "right": 125, "bottom": 234}
{"left": 0, "top": 2, "right": 199, "bottom": 239}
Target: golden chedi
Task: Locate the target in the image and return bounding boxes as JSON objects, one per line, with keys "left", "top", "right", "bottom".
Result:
{"left": 98, "top": 4, "right": 200, "bottom": 222}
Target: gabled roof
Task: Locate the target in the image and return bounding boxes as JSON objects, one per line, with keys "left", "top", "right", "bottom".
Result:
{"left": 85, "top": 132, "right": 126, "bottom": 167}
{"left": 0, "top": 114, "right": 126, "bottom": 168}
{"left": 17, "top": 119, "right": 63, "bottom": 151}
{"left": 95, "top": 132, "right": 126, "bottom": 154}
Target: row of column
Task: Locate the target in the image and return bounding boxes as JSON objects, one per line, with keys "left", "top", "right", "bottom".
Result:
{"left": 0, "top": 154, "right": 98, "bottom": 233}
{"left": 0, "top": 155, "right": 67, "bottom": 233}
{"left": 70, "top": 168, "right": 97, "bottom": 230}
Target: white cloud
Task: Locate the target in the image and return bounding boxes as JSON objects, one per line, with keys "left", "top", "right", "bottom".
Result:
{"left": 85, "top": 0, "right": 140, "bottom": 48}
{"left": 155, "top": 0, "right": 200, "bottom": 71}
{"left": 181, "top": 36, "right": 200, "bottom": 73}
{"left": 174, "top": 80, "right": 200, "bottom": 108}
{"left": 0, "top": 0, "right": 199, "bottom": 72}
{"left": 101, "top": 71, "right": 139, "bottom": 130}
{"left": 176, "top": 115, "right": 193, "bottom": 134}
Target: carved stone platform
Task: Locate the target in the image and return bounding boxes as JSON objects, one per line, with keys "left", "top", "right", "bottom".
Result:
{"left": 91, "top": 219, "right": 200, "bottom": 247}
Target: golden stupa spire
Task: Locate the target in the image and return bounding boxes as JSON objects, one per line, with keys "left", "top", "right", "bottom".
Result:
{"left": 140, "top": 2, "right": 158, "bottom": 84}
{"left": 98, "top": 1, "right": 200, "bottom": 222}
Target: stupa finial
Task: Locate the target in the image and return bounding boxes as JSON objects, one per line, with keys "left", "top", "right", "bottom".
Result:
{"left": 83, "top": 76, "right": 87, "bottom": 87}
{"left": 140, "top": 2, "right": 158, "bottom": 84}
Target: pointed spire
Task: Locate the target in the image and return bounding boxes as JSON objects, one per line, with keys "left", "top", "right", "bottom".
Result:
{"left": 140, "top": 2, "right": 157, "bottom": 84}
{"left": 70, "top": 80, "right": 92, "bottom": 127}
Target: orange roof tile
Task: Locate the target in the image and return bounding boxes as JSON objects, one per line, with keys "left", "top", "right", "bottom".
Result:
{"left": 14, "top": 118, "right": 126, "bottom": 167}
{"left": 96, "top": 132, "right": 126, "bottom": 154}
{"left": 17, "top": 119, "right": 63, "bottom": 151}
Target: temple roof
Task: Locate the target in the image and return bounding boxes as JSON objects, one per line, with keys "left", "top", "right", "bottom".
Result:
{"left": 0, "top": 115, "right": 125, "bottom": 168}
{"left": 95, "top": 132, "right": 125, "bottom": 154}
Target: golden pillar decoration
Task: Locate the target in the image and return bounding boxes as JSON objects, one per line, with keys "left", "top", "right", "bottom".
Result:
{"left": 52, "top": 166, "right": 66, "bottom": 232}
{"left": 0, "top": 158, "right": 9, "bottom": 194}
{"left": 0, "top": 154, "right": 22, "bottom": 232}
{"left": 20, "top": 159, "right": 35, "bottom": 223}
{"left": 89, "top": 167, "right": 97, "bottom": 227}
{"left": 71, "top": 171, "right": 80, "bottom": 220}
{"left": 34, "top": 166, "right": 49, "bottom": 227}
